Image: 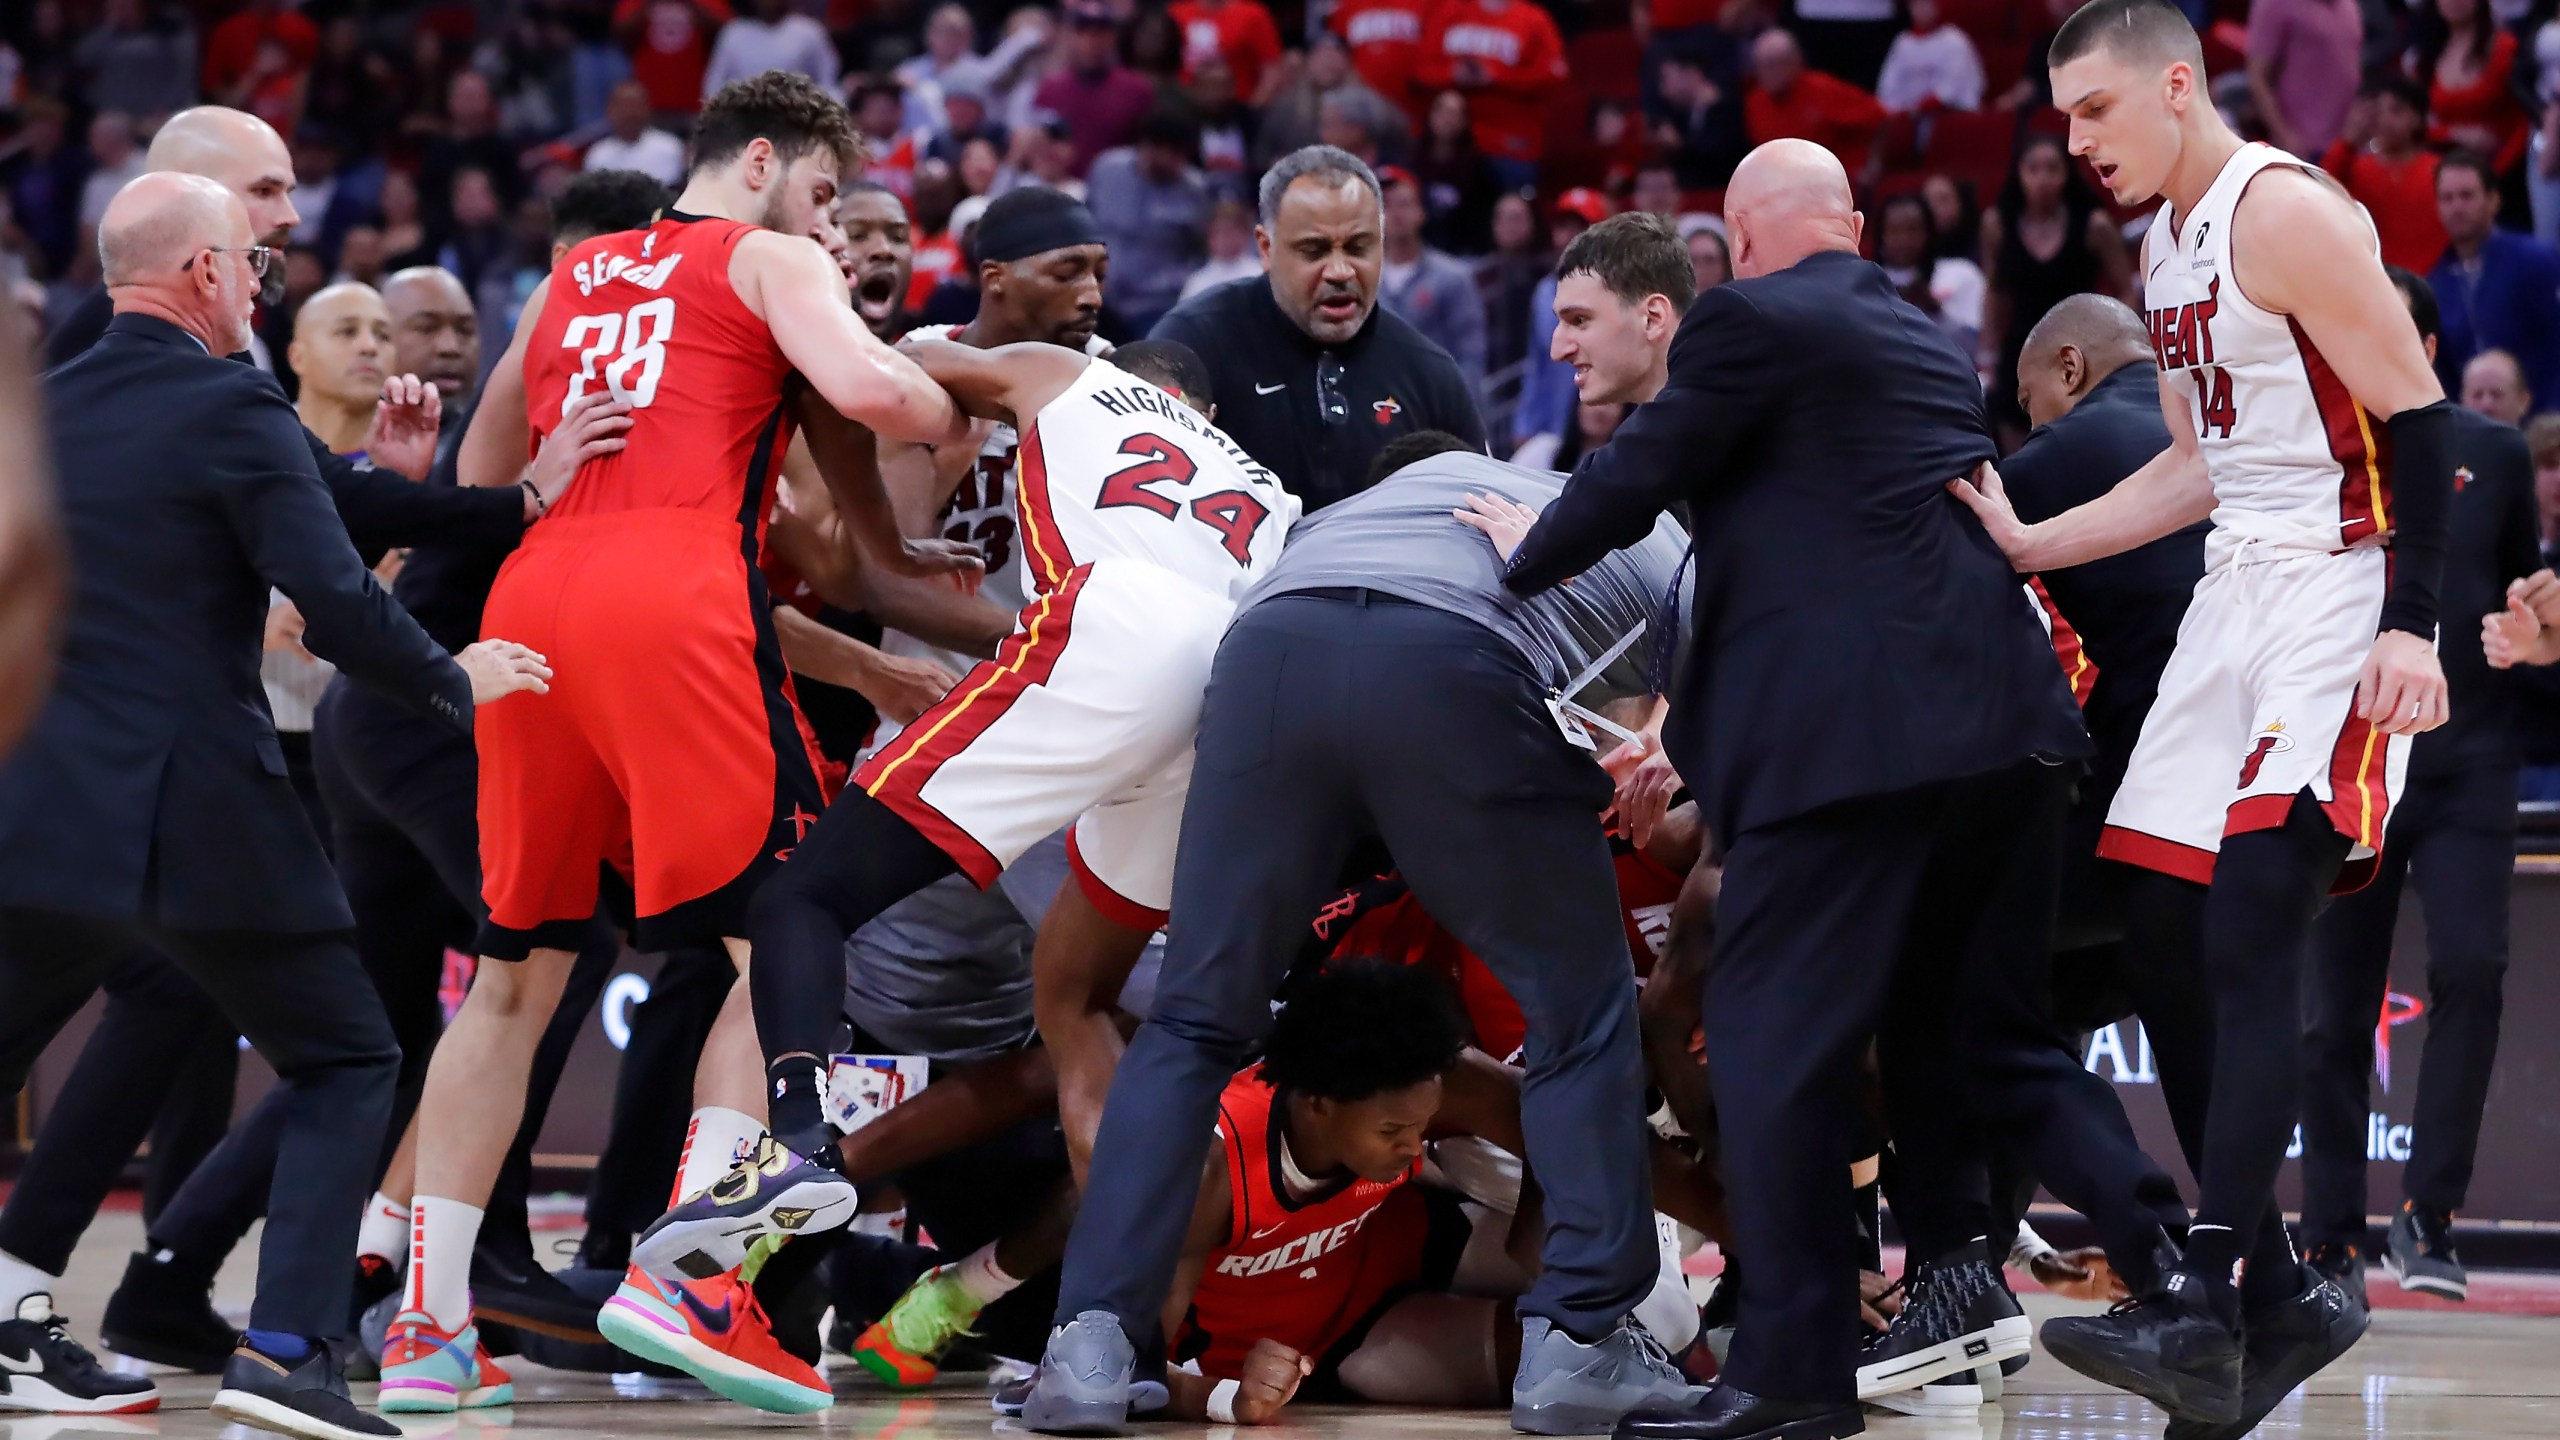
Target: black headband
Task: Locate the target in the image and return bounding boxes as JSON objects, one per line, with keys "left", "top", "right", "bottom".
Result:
{"left": 974, "top": 189, "right": 1105, "bottom": 266}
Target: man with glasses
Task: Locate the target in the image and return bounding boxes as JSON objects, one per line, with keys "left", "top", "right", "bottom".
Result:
{"left": 0, "top": 171, "right": 551, "bottom": 1439}
{"left": 1149, "top": 145, "right": 1486, "bottom": 512}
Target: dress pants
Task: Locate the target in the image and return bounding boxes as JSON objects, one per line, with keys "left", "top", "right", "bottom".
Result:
{"left": 1055, "top": 592, "right": 1658, "bottom": 1347}
{"left": 1709, "top": 760, "right": 2183, "bottom": 1404}
{"left": 584, "top": 945, "right": 734, "bottom": 1240}
{"left": 2301, "top": 763, "right": 2516, "bottom": 1245}
{"left": 0, "top": 909, "right": 396, "bottom": 1338}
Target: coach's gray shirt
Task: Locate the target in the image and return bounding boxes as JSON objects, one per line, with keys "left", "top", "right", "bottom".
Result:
{"left": 1238, "top": 452, "right": 1689, "bottom": 705}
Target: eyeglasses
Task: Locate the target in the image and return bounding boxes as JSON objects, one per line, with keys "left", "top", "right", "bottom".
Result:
{"left": 184, "top": 245, "right": 277, "bottom": 279}
{"left": 1317, "top": 353, "right": 1349, "bottom": 426}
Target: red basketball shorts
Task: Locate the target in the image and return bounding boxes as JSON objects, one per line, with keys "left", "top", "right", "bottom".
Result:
{"left": 474, "top": 509, "right": 824, "bottom": 958}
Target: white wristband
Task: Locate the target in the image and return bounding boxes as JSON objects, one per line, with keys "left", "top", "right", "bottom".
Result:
{"left": 1206, "top": 1378, "right": 1241, "bottom": 1424}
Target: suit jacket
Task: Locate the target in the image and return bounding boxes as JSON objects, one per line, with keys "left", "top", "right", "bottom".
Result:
{"left": 0, "top": 314, "right": 473, "bottom": 931}
{"left": 45, "top": 282, "right": 527, "bottom": 563}
{"left": 1505, "top": 249, "right": 2090, "bottom": 842}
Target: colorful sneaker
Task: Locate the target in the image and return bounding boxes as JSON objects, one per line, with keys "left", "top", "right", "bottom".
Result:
{"left": 849, "top": 1265, "right": 984, "bottom": 1388}
{"left": 631, "top": 1137, "right": 859, "bottom": 1283}
{"left": 377, "top": 1311, "right": 515, "bottom": 1413}
{"left": 596, "top": 1267, "right": 831, "bottom": 1414}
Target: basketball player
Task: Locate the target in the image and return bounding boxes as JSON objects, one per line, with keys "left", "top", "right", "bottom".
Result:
{"left": 379, "top": 73, "right": 976, "bottom": 1413}
{"left": 625, "top": 337, "right": 1299, "bottom": 1290}
{"left": 1949, "top": 0, "right": 2458, "bottom": 1428}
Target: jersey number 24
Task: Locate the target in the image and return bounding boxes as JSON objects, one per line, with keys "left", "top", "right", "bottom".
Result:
{"left": 1096, "top": 433, "right": 1271, "bottom": 565}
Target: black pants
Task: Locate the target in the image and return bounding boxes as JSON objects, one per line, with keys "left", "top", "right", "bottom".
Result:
{"left": 1056, "top": 593, "right": 1657, "bottom": 1346}
{"left": 1713, "top": 760, "right": 2181, "bottom": 1403}
{"left": 2301, "top": 764, "right": 2515, "bottom": 1244}
{"left": 585, "top": 945, "right": 735, "bottom": 1239}
{"left": 0, "top": 909, "right": 396, "bottom": 1338}
{"left": 137, "top": 689, "right": 622, "bottom": 1270}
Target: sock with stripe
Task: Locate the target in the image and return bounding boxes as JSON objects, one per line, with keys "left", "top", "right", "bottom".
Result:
{"left": 357, "top": 1192, "right": 411, "bottom": 1269}
{"left": 674, "top": 1106, "right": 766, "bottom": 1203}
{"left": 403, "top": 1197, "right": 482, "bottom": 1332}
{"left": 952, "top": 1242, "right": 1023, "bottom": 1306}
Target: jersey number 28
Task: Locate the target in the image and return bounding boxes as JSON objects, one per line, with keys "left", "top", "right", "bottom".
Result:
{"left": 560, "top": 298, "right": 676, "bottom": 411}
{"left": 1096, "top": 433, "right": 1271, "bottom": 565}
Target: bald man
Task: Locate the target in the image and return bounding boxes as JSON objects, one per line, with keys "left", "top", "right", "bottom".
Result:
{"left": 0, "top": 172, "right": 548, "bottom": 1439}
{"left": 291, "top": 284, "right": 395, "bottom": 456}
{"left": 2462, "top": 349, "right": 2532, "bottom": 428}
{"left": 381, "top": 267, "right": 479, "bottom": 406}
{"left": 1493, "top": 140, "right": 2180, "bottom": 1437}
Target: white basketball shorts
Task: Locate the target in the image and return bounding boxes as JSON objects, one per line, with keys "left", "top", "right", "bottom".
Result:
{"left": 2097, "top": 542, "right": 2409, "bottom": 892}
{"left": 849, "top": 556, "right": 1230, "bottom": 926}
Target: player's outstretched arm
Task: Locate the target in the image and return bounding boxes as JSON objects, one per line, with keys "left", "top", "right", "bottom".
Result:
{"left": 1947, "top": 377, "right": 2215, "bottom": 572}
{"left": 2234, "top": 165, "right": 2452, "bottom": 735}
{"left": 792, "top": 381, "right": 987, "bottom": 583}
{"left": 894, "top": 336, "right": 1094, "bottom": 427}
{"left": 741, "top": 231, "right": 971, "bottom": 446}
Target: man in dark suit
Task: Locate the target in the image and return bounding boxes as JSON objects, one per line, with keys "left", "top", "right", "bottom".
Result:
{"left": 1492, "top": 141, "right": 2180, "bottom": 1440}
{"left": 0, "top": 173, "right": 547, "bottom": 1440}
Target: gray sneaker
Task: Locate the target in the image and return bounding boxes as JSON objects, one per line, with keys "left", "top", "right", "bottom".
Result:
{"left": 2384, "top": 1205, "right": 2466, "bottom": 1301}
{"left": 1020, "top": 1311, "right": 1135, "bottom": 1436}
{"left": 1512, "top": 1315, "right": 1710, "bottom": 1436}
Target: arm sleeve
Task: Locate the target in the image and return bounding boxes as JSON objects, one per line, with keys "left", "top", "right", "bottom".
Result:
{"left": 1504, "top": 286, "right": 1776, "bottom": 594}
{"left": 223, "top": 388, "right": 473, "bottom": 733}
{"left": 2378, "top": 399, "right": 2459, "bottom": 636}
{"left": 315, "top": 429, "right": 527, "bottom": 563}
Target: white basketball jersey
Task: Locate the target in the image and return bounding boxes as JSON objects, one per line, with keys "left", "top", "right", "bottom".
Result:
{"left": 1016, "top": 358, "right": 1302, "bottom": 601}
{"left": 2143, "top": 142, "right": 2389, "bottom": 555}
{"left": 880, "top": 325, "right": 1107, "bottom": 677}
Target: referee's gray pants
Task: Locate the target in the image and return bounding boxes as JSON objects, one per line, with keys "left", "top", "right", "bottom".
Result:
{"left": 1053, "top": 589, "right": 1658, "bottom": 1345}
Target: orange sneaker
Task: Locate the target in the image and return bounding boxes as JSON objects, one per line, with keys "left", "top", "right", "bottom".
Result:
{"left": 597, "top": 1268, "right": 830, "bottom": 1414}
{"left": 849, "top": 1264, "right": 983, "bottom": 1388}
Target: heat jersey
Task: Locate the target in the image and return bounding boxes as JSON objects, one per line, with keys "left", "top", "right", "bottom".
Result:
{"left": 1180, "top": 1070, "right": 1428, "bottom": 1380}
{"left": 1016, "top": 358, "right": 1302, "bottom": 604}
{"left": 525, "top": 213, "right": 797, "bottom": 540}
{"left": 2143, "top": 143, "right": 2390, "bottom": 556}
{"left": 877, "top": 326, "right": 1107, "bottom": 683}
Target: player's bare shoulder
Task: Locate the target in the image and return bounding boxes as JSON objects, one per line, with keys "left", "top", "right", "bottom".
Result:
{"left": 2226, "top": 161, "right": 2372, "bottom": 317}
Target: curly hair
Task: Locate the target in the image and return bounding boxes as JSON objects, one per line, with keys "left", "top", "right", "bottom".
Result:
{"left": 692, "top": 70, "right": 862, "bottom": 178}
{"left": 1258, "top": 960, "right": 1469, "bottom": 1103}
{"left": 552, "top": 168, "right": 673, "bottom": 246}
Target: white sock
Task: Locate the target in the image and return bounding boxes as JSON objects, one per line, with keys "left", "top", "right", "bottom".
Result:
{"left": 402, "top": 1197, "right": 483, "bottom": 1331}
{"left": 951, "top": 1242, "right": 1023, "bottom": 1306}
{"left": 358, "top": 1192, "right": 412, "bottom": 1269}
{"left": 0, "top": 1249, "right": 56, "bottom": 1315}
{"left": 674, "top": 1106, "right": 766, "bottom": 1203}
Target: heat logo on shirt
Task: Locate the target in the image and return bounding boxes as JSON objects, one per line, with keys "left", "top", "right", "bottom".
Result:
{"left": 2147, "top": 277, "right": 2221, "bottom": 372}
{"left": 1213, "top": 1205, "right": 1384, "bottom": 1278}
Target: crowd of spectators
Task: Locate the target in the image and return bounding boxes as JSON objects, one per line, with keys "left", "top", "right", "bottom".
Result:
{"left": 7, "top": 0, "right": 2560, "bottom": 456}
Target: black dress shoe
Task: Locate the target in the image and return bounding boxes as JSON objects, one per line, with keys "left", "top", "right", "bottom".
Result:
{"left": 1613, "top": 1382, "right": 1864, "bottom": 1440}
{"left": 99, "top": 1252, "right": 235, "bottom": 1374}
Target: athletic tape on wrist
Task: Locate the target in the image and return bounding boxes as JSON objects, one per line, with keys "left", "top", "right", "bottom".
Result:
{"left": 1206, "top": 1378, "right": 1241, "bottom": 1424}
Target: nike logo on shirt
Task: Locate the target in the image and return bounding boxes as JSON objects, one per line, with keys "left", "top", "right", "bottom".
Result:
{"left": 1255, "top": 382, "right": 1287, "bottom": 395}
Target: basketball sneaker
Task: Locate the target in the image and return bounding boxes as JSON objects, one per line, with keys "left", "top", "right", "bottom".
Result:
{"left": 2383, "top": 1203, "right": 2467, "bottom": 1301}
{"left": 99, "top": 1250, "right": 234, "bottom": 1374}
{"left": 2161, "top": 1266, "right": 2368, "bottom": 1440}
{"left": 2039, "top": 1266, "right": 2242, "bottom": 1423}
{"left": 0, "top": 1295, "right": 160, "bottom": 1415}
{"left": 2305, "top": 1240, "right": 2367, "bottom": 1311}
{"left": 631, "top": 1137, "right": 859, "bottom": 1283}
{"left": 596, "top": 1267, "right": 831, "bottom": 1414}
{"left": 377, "top": 1311, "right": 516, "bottom": 1413}
{"left": 850, "top": 1264, "right": 983, "bottom": 1387}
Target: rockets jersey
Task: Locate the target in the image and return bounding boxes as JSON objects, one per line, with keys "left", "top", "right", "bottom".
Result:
{"left": 876, "top": 326, "right": 1107, "bottom": 682}
{"left": 1181, "top": 1070, "right": 1425, "bottom": 1379}
{"left": 2142, "top": 143, "right": 2391, "bottom": 559}
{"left": 1328, "top": 0, "right": 1430, "bottom": 107}
{"left": 1310, "top": 839, "right": 1682, "bottom": 1063}
{"left": 526, "top": 213, "right": 797, "bottom": 543}
{"left": 1015, "top": 358, "right": 1302, "bottom": 604}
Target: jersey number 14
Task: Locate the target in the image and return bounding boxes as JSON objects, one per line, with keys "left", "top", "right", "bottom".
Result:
{"left": 2196, "top": 365, "right": 2236, "bottom": 440}
{"left": 560, "top": 298, "right": 676, "bottom": 411}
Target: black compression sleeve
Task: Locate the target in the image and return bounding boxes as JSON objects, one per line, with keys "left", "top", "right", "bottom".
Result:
{"left": 2379, "top": 400, "right": 2457, "bottom": 637}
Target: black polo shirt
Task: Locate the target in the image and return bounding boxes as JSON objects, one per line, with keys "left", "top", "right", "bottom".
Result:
{"left": 1150, "top": 276, "right": 1487, "bottom": 513}
{"left": 1999, "top": 363, "right": 2207, "bottom": 788}
{"left": 2410, "top": 408, "right": 2542, "bottom": 779}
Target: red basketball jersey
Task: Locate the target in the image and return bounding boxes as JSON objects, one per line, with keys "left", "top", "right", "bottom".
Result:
{"left": 1179, "top": 1071, "right": 1425, "bottom": 1378}
{"left": 525, "top": 214, "right": 799, "bottom": 540}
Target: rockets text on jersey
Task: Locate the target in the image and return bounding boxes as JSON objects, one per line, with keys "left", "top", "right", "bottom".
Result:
{"left": 524, "top": 214, "right": 797, "bottom": 535}
{"left": 1016, "top": 359, "right": 1302, "bottom": 603}
{"left": 2141, "top": 143, "right": 2391, "bottom": 553}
